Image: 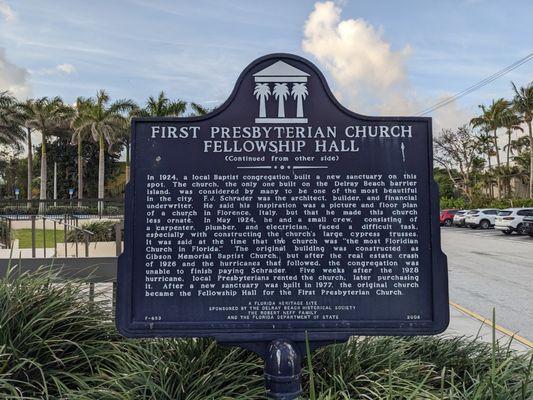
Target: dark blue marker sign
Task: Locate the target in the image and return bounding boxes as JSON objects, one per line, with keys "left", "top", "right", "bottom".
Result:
{"left": 117, "top": 53, "right": 448, "bottom": 345}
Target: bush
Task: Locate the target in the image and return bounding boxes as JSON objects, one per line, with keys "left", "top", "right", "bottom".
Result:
{"left": 44, "top": 205, "right": 93, "bottom": 215}
{"left": 103, "top": 205, "right": 121, "bottom": 215}
{"left": 0, "top": 205, "right": 38, "bottom": 215}
{"left": 66, "top": 219, "right": 121, "bottom": 242}
{"left": 0, "top": 268, "right": 119, "bottom": 398}
{"left": 0, "top": 269, "right": 531, "bottom": 399}
{"left": 440, "top": 197, "right": 533, "bottom": 210}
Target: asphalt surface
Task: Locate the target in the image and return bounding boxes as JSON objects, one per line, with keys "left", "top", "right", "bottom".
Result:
{"left": 441, "top": 227, "right": 533, "bottom": 340}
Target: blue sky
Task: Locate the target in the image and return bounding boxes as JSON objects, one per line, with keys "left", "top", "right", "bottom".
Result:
{"left": 0, "top": 0, "right": 532, "bottom": 131}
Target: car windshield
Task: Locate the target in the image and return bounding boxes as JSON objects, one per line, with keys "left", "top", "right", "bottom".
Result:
{"left": 498, "top": 211, "right": 512, "bottom": 216}
{"left": 456, "top": 211, "right": 465, "bottom": 215}
{"left": 468, "top": 210, "right": 479, "bottom": 214}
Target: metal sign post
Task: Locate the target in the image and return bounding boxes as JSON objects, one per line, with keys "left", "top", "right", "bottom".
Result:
{"left": 116, "top": 53, "right": 449, "bottom": 399}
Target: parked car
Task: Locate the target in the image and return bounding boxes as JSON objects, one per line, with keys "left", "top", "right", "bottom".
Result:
{"left": 465, "top": 209, "right": 500, "bottom": 229}
{"left": 522, "top": 215, "right": 533, "bottom": 237}
{"left": 453, "top": 210, "right": 472, "bottom": 227}
{"left": 440, "top": 209, "right": 459, "bottom": 226}
{"left": 494, "top": 208, "right": 533, "bottom": 235}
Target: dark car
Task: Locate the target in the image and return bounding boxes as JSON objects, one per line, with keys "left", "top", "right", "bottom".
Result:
{"left": 440, "top": 209, "right": 458, "bottom": 227}
{"left": 523, "top": 215, "right": 533, "bottom": 237}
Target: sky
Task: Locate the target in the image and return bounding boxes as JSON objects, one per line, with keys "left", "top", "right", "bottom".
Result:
{"left": 0, "top": 0, "right": 532, "bottom": 137}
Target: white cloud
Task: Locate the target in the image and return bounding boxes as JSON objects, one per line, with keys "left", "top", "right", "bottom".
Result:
{"left": 302, "top": 1, "right": 471, "bottom": 131}
{"left": 30, "top": 63, "right": 77, "bottom": 76}
{"left": 432, "top": 95, "right": 473, "bottom": 135}
{"left": 0, "top": 1, "right": 15, "bottom": 22}
{"left": 302, "top": 1, "right": 414, "bottom": 114}
{"left": 56, "top": 63, "right": 76, "bottom": 74}
{"left": 0, "top": 48, "right": 31, "bottom": 99}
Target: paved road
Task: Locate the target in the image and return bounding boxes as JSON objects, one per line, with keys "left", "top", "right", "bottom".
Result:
{"left": 441, "top": 228, "right": 533, "bottom": 340}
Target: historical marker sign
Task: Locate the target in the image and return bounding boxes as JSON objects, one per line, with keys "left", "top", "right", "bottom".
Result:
{"left": 117, "top": 53, "right": 449, "bottom": 344}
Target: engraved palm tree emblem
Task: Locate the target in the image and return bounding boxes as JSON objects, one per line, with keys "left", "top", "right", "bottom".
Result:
{"left": 254, "top": 83, "right": 271, "bottom": 118}
{"left": 273, "top": 83, "right": 290, "bottom": 118}
{"left": 253, "top": 60, "right": 309, "bottom": 123}
{"left": 291, "top": 83, "right": 308, "bottom": 118}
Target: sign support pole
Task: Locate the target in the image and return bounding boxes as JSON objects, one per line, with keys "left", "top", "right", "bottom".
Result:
{"left": 264, "top": 339, "right": 302, "bottom": 399}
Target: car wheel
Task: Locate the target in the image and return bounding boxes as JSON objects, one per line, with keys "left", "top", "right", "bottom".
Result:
{"left": 469, "top": 225, "right": 476, "bottom": 229}
{"left": 444, "top": 219, "right": 452, "bottom": 227}
{"left": 503, "top": 230, "right": 512, "bottom": 235}
{"left": 517, "top": 224, "right": 527, "bottom": 235}
{"left": 480, "top": 220, "right": 490, "bottom": 229}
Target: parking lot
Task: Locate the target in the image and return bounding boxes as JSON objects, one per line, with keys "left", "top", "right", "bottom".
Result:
{"left": 442, "top": 227, "right": 533, "bottom": 341}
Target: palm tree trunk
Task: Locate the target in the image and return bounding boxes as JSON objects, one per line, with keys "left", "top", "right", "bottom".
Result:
{"left": 527, "top": 120, "right": 533, "bottom": 199}
{"left": 487, "top": 151, "right": 493, "bottom": 197}
{"left": 77, "top": 136, "right": 83, "bottom": 206}
{"left": 493, "top": 129, "right": 502, "bottom": 198}
{"left": 98, "top": 134, "right": 105, "bottom": 215}
{"left": 27, "top": 128, "right": 32, "bottom": 206}
{"left": 39, "top": 134, "right": 47, "bottom": 213}
{"left": 506, "top": 130, "right": 511, "bottom": 169}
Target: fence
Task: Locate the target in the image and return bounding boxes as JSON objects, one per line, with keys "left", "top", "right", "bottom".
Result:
{"left": 0, "top": 217, "right": 124, "bottom": 307}
{"left": 0, "top": 215, "right": 123, "bottom": 257}
{"left": 0, "top": 198, "right": 124, "bottom": 219}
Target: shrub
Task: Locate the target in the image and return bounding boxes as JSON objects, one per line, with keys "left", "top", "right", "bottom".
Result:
{"left": 0, "top": 205, "right": 38, "bottom": 215}
{"left": 103, "top": 205, "right": 121, "bottom": 215}
{"left": 0, "top": 268, "right": 119, "bottom": 398}
{"left": 44, "top": 205, "right": 93, "bottom": 215}
{"left": 440, "top": 197, "right": 533, "bottom": 210}
{"left": 66, "top": 219, "right": 121, "bottom": 242}
{"left": 0, "top": 269, "right": 531, "bottom": 399}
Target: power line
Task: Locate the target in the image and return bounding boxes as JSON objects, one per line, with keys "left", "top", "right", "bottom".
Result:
{"left": 415, "top": 52, "right": 533, "bottom": 116}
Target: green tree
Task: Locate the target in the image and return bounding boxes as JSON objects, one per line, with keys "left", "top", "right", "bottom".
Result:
{"left": 0, "top": 91, "right": 24, "bottom": 149}
{"left": 125, "top": 92, "right": 187, "bottom": 182}
{"left": 72, "top": 90, "right": 134, "bottom": 213}
{"left": 511, "top": 82, "right": 533, "bottom": 198}
{"left": 70, "top": 97, "right": 95, "bottom": 202}
{"left": 140, "top": 91, "right": 187, "bottom": 117}
{"left": 470, "top": 98, "right": 508, "bottom": 198}
{"left": 18, "top": 97, "right": 73, "bottom": 209}
{"left": 476, "top": 132, "right": 495, "bottom": 197}
{"left": 190, "top": 102, "right": 211, "bottom": 116}
{"left": 0, "top": 93, "right": 35, "bottom": 203}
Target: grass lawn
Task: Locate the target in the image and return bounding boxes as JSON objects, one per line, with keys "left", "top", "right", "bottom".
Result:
{"left": 13, "top": 228, "right": 65, "bottom": 248}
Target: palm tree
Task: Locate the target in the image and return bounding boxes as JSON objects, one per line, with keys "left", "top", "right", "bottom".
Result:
{"left": 291, "top": 83, "right": 308, "bottom": 118}
{"left": 0, "top": 92, "right": 28, "bottom": 201}
{"left": 254, "top": 83, "right": 270, "bottom": 118}
{"left": 511, "top": 82, "right": 533, "bottom": 198}
{"left": 70, "top": 97, "right": 93, "bottom": 203}
{"left": 190, "top": 102, "right": 210, "bottom": 116}
{"left": 144, "top": 91, "right": 186, "bottom": 117}
{"left": 470, "top": 98, "right": 508, "bottom": 198}
{"left": 0, "top": 91, "right": 24, "bottom": 148}
{"left": 500, "top": 106, "right": 523, "bottom": 168}
{"left": 273, "top": 83, "right": 289, "bottom": 118}
{"left": 19, "top": 97, "right": 73, "bottom": 210}
{"left": 72, "top": 90, "right": 134, "bottom": 213}
{"left": 477, "top": 131, "right": 495, "bottom": 197}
